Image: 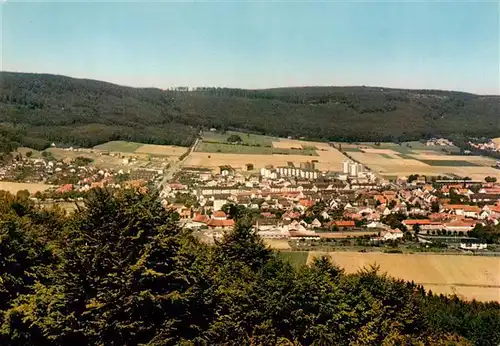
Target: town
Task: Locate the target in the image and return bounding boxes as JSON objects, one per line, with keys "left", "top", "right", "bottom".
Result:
{"left": 2, "top": 136, "right": 499, "bottom": 256}
{"left": 163, "top": 157, "right": 500, "bottom": 254}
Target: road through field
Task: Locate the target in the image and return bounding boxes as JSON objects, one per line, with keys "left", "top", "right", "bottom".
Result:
{"left": 157, "top": 137, "right": 200, "bottom": 189}
{"left": 307, "top": 252, "right": 500, "bottom": 302}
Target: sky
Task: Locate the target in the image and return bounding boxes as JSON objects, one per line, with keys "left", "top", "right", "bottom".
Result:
{"left": 1, "top": 0, "right": 499, "bottom": 94}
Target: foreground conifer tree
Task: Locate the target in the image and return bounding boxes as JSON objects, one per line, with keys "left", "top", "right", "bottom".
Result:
{"left": 0, "top": 188, "right": 498, "bottom": 345}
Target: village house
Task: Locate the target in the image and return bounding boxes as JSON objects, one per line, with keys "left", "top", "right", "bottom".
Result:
{"left": 459, "top": 238, "right": 487, "bottom": 251}
{"left": 379, "top": 229, "right": 404, "bottom": 241}
{"left": 206, "top": 210, "right": 235, "bottom": 230}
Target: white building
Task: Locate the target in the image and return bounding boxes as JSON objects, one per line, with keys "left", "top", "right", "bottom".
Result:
{"left": 380, "top": 229, "right": 404, "bottom": 241}
{"left": 342, "top": 160, "right": 350, "bottom": 174}
{"left": 459, "top": 240, "right": 487, "bottom": 250}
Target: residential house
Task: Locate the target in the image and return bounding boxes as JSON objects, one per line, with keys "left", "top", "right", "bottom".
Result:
{"left": 459, "top": 239, "right": 487, "bottom": 250}
{"left": 380, "top": 229, "right": 404, "bottom": 241}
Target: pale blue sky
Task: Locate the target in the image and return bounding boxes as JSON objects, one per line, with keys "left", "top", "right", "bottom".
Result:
{"left": 1, "top": 1, "right": 499, "bottom": 94}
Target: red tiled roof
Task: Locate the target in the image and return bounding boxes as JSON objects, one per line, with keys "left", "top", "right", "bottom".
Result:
{"left": 192, "top": 214, "right": 209, "bottom": 223}
{"left": 207, "top": 219, "right": 235, "bottom": 228}
{"left": 403, "top": 219, "right": 432, "bottom": 225}
{"left": 299, "top": 199, "right": 315, "bottom": 207}
{"left": 212, "top": 210, "right": 227, "bottom": 218}
{"left": 57, "top": 184, "right": 73, "bottom": 193}
{"left": 343, "top": 213, "right": 362, "bottom": 220}
{"left": 289, "top": 231, "right": 319, "bottom": 238}
{"left": 443, "top": 204, "right": 481, "bottom": 213}
{"left": 444, "top": 220, "right": 478, "bottom": 227}
{"left": 429, "top": 213, "right": 451, "bottom": 221}
{"left": 329, "top": 220, "right": 356, "bottom": 227}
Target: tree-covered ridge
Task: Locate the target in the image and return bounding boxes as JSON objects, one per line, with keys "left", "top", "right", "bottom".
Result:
{"left": 0, "top": 72, "right": 499, "bottom": 152}
{"left": 0, "top": 189, "right": 499, "bottom": 345}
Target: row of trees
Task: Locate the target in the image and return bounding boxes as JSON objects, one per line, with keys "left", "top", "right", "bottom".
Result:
{"left": 1, "top": 189, "right": 499, "bottom": 345}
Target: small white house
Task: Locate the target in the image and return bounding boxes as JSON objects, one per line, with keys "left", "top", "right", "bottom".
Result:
{"left": 381, "top": 229, "right": 404, "bottom": 241}
{"left": 459, "top": 239, "right": 487, "bottom": 251}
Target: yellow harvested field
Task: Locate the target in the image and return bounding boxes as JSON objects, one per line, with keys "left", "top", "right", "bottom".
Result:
{"left": 315, "top": 147, "right": 346, "bottom": 171}
{"left": 135, "top": 144, "right": 188, "bottom": 157}
{"left": 345, "top": 148, "right": 500, "bottom": 180}
{"left": 184, "top": 153, "right": 316, "bottom": 170}
{"left": 492, "top": 138, "right": 500, "bottom": 147}
{"left": 410, "top": 154, "right": 496, "bottom": 164}
{"left": 349, "top": 152, "right": 429, "bottom": 167}
{"left": 0, "top": 182, "right": 54, "bottom": 194}
{"left": 184, "top": 145, "right": 345, "bottom": 172}
{"left": 451, "top": 167, "right": 500, "bottom": 181}
{"left": 307, "top": 252, "right": 500, "bottom": 302}
{"left": 272, "top": 140, "right": 304, "bottom": 149}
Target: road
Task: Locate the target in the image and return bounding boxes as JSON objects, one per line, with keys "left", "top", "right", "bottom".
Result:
{"left": 156, "top": 137, "right": 200, "bottom": 190}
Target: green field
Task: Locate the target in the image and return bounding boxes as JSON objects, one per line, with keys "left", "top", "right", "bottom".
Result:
{"left": 341, "top": 147, "right": 362, "bottom": 153}
{"left": 359, "top": 142, "right": 460, "bottom": 155}
{"left": 93, "top": 141, "right": 143, "bottom": 153}
{"left": 396, "top": 153, "right": 417, "bottom": 159}
{"left": 280, "top": 251, "right": 309, "bottom": 268}
{"left": 196, "top": 142, "right": 318, "bottom": 156}
{"left": 419, "top": 160, "right": 481, "bottom": 167}
{"left": 302, "top": 144, "right": 318, "bottom": 150}
{"left": 202, "top": 131, "right": 276, "bottom": 147}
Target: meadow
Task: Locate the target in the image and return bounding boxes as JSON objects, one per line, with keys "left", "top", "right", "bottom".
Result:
{"left": 307, "top": 252, "right": 500, "bottom": 302}
{"left": 93, "top": 141, "right": 144, "bottom": 153}
{"left": 135, "top": 144, "right": 188, "bottom": 157}
{"left": 202, "top": 130, "right": 276, "bottom": 146}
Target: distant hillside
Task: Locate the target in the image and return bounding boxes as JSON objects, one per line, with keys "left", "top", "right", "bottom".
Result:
{"left": 0, "top": 72, "right": 499, "bottom": 152}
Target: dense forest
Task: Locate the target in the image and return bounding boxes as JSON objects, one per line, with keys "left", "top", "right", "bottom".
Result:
{"left": 0, "top": 72, "right": 499, "bottom": 152}
{"left": 1, "top": 188, "right": 499, "bottom": 345}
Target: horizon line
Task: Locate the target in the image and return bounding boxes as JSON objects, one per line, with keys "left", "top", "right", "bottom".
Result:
{"left": 1, "top": 69, "right": 498, "bottom": 96}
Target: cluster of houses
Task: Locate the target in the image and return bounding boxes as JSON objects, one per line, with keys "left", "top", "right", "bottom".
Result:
{"left": 0, "top": 153, "right": 164, "bottom": 198}
{"left": 163, "top": 167, "right": 500, "bottom": 251}
{"left": 0, "top": 156, "right": 102, "bottom": 186}
{"left": 425, "top": 138, "right": 455, "bottom": 147}
{"left": 468, "top": 139, "right": 500, "bottom": 153}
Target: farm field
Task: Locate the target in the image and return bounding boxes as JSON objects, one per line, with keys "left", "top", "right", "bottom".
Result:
{"left": 94, "top": 141, "right": 188, "bottom": 157}
{"left": 264, "top": 239, "right": 291, "bottom": 250}
{"left": 202, "top": 130, "right": 276, "bottom": 146}
{"left": 342, "top": 142, "right": 500, "bottom": 180}
{"left": 184, "top": 152, "right": 318, "bottom": 170}
{"left": 94, "top": 141, "right": 144, "bottom": 153}
{"left": 196, "top": 142, "right": 318, "bottom": 156}
{"left": 307, "top": 252, "right": 500, "bottom": 302}
{"left": 15, "top": 147, "right": 42, "bottom": 158}
{"left": 135, "top": 144, "right": 188, "bottom": 157}
{"left": 184, "top": 144, "right": 345, "bottom": 171}
{"left": 0, "top": 182, "right": 53, "bottom": 194}
{"left": 44, "top": 147, "right": 170, "bottom": 172}
{"left": 191, "top": 132, "right": 346, "bottom": 171}
{"left": 492, "top": 138, "right": 500, "bottom": 147}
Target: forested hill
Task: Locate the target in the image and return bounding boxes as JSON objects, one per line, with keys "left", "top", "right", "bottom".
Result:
{"left": 1, "top": 71, "right": 499, "bottom": 151}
